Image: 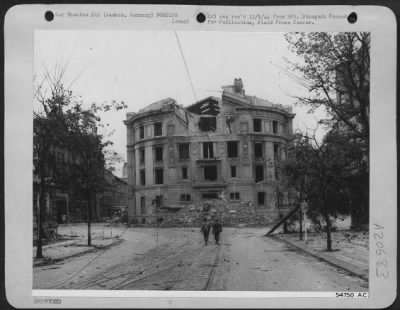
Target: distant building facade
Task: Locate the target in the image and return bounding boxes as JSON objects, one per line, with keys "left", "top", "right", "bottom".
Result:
{"left": 101, "top": 170, "right": 128, "bottom": 219}
{"left": 124, "top": 79, "right": 295, "bottom": 224}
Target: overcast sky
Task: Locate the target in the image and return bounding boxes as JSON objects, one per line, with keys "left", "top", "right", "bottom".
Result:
{"left": 35, "top": 30, "right": 326, "bottom": 176}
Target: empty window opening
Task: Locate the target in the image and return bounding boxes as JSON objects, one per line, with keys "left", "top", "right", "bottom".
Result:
{"left": 255, "top": 165, "right": 264, "bottom": 182}
{"left": 140, "top": 196, "right": 146, "bottom": 214}
{"left": 203, "top": 142, "right": 214, "bottom": 159}
{"left": 231, "top": 165, "right": 237, "bottom": 178}
{"left": 139, "top": 149, "right": 145, "bottom": 164}
{"left": 277, "top": 192, "right": 283, "bottom": 207}
{"left": 230, "top": 192, "right": 240, "bottom": 200}
{"left": 180, "top": 194, "right": 191, "bottom": 202}
{"left": 155, "top": 146, "right": 163, "bottom": 161}
{"left": 275, "top": 167, "right": 280, "bottom": 181}
{"left": 199, "top": 117, "right": 216, "bottom": 131}
{"left": 155, "top": 168, "right": 164, "bottom": 184}
{"left": 226, "top": 116, "right": 235, "bottom": 133}
{"left": 257, "top": 192, "right": 266, "bottom": 205}
{"left": 182, "top": 167, "right": 188, "bottom": 179}
{"left": 253, "top": 119, "right": 262, "bottom": 132}
{"left": 140, "top": 169, "right": 146, "bottom": 185}
{"left": 274, "top": 143, "right": 280, "bottom": 159}
{"left": 227, "top": 141, "right": 238, "bottom": 158}
{"left": 254, "top": 143, "right": 263, "bottom": 158}
{"left": 139, "top": 126, "right": 144, "bottom": 139}
{"left": 202, "top": 192, "right": 218, "bottom": 199}
{"left": 155, "top": 195, "right": 163, "bottom": 208}
{"left": 204, "top": 165, "right": 218, "bottom": 181}
{"left": 141, "top": 218, "right": 146, "bottom": 224}
{"left": 179, "top": 143, "right": 190, "bottom": 160}
{"left": 154, "top": 122, "right": 162, "bottom": 136}
{"left": 272, "top": 121, "right": 278, "bottom": 134}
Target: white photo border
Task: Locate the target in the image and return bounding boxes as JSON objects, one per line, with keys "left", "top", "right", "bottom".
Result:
{"left": 4, "top": 4, "right": 397, "bottom": 308}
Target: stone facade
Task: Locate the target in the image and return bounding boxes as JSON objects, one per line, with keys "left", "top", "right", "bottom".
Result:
{"left": 124, "top": 79, "right": 295, "bottom": 225}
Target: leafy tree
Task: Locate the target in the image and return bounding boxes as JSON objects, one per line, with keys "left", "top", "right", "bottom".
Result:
{"left": 285, "top": 32, "right": 370, "bottom": 227}
{"left": 63, "top": 101, "right": 126, "bottom": 246}
{"left": 284, "top": 130, "right": 363, "bottom": 250}
{"left": 34, "top": 68, "right": 75, "bottom": 258}
{"left": 285, "top": 32, "right": 370, "bottom": 147}
{"left": 34, "top": 67, "right": 127, "bottom": 255}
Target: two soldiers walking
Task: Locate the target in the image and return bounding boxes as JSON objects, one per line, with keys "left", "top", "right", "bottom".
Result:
{"left": 200, "top": 218, "right": 222, "bottom": 245}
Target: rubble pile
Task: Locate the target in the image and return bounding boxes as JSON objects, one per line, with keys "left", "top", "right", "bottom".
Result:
{"left": 159, "top": 200, "right": 277, "bottom": 227}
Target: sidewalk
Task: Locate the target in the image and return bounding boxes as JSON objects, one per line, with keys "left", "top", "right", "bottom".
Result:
{"left": 33, "top": 224, "right": 125, "bottom": 267}
{"left": 273, "top": 230, "right": 369, "bottom": 281}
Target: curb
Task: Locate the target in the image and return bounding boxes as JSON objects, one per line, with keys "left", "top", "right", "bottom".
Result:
{"left": 33, "top": 238, "right": 124, "bottom": 268}
{"left": 272, "top": 235, "right": 368, "bottom": 281}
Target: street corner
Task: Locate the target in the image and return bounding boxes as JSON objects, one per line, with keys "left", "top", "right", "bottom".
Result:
{"left": 33, "top": 235, "right": 124, "bottom": 268}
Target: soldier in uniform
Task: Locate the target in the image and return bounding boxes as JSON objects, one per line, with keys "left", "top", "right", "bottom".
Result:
{"left": 212, "top": 219, "right": 223, "bottom": 245}
{"left": 200, "top": 218, "right": 211, "bottom": 245}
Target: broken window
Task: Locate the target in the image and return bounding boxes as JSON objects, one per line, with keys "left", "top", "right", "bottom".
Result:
{"left": 140, "top": 196, "right": 146, "bottom": 214}
{"left": 226, "top": 116, "right": 235, "bottom": 133}
{"left": 154, "top": 122, "right": 162, "bottom": 136}
{"left": 277, "top": 192, "right": 283, "bottom": 207}
{"left": 139, "top": 126, "right": 144, "bottom": 139}
{"left": 230, "top": 192, "right": 240, "bottom": 200}
{"left": 255, "top": 165, "right": 264, "bottom": 182}
{"left": 203, "top": 142, "right": 214, "bottom": 159}
{"left": 274, "top": 143, "right": 280, "bottom": 160}
{"left": 155, "top": 195, "right": 163, "bottom": 208}
{"left": 202, "top": 193, "right": 218, "bottom": 199}
{"left": 199, "top": 117, "right": 216, "bottom": 131}
{"left": 178, "top": 143, "right": 190, "bottom": 160}
{"left": 231, "top": 165, "right": 237, "bottom": 178}
{"left": 204, "top": 165, "right": 218, "bottom": 181}
{"left": 140, "top": 169, "right": 146, "bottom": 185}
{"left": 139, "top": 149, "right": 145, "bottom": 164}
{"left": 180, "top": 194, "right": 191, "bottom": 202}
{"left": 257, "top": 192, "right": 265, "bottom": 205}
{"left": 182, "top": 167, "right": 188, "bottom": 179}
{"left": 154, "top": 146, "right": 163, "bottom": 162}
{"left": 272, "top": 121, "right": 278, "bottom": 134}
{"left": 227, "top": 141, "right": 238, "bottom": 158}
{"left": 155, "top": 168, "right": 164, "bottom": 184}
{"left": 253, "top": 119, "right": 262, "bottom": 132}
{"left": 254, "top": 142, "right": 263, "bottom": 158}
{"left": 275, "top": 167, "right": 280, "bottom": 181}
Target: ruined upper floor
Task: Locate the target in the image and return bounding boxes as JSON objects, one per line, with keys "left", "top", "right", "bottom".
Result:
{"left": 125, "top": 79, "right": 295, "bottom": 144}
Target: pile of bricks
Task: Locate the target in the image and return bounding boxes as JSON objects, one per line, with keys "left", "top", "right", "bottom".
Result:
{"left": 159, "top": 200, "right": 278, "bottom": 227}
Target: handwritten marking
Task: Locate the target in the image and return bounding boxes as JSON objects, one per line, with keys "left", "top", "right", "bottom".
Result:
{"left": 374, "top": 223, "right": 389, "bottom": 279}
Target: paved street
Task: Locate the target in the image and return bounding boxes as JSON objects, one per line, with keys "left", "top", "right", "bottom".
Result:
{"left": 33, "top": 226, "right": 368, "bottom": 291}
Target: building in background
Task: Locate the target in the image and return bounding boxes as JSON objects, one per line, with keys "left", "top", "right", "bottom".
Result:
{"left": 124, "top": 79, "right": 295, "bottom": 224}
{"left": 121, "top": 162, "right": 128, "bottom": 183}
{"left": 101, "top": 170, "right": 128, "bottom": 220}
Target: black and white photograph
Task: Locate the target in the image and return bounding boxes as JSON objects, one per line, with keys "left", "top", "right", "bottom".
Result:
{"left": 4, "top": 4, "right": 397, "bottom": 309}
{"left": 32, "top": 30, "right": 370, "bottom": 292}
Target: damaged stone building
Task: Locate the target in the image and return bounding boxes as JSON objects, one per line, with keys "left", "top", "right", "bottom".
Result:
{"left": 124, "top": 79, "right": 295, "bottom": 224}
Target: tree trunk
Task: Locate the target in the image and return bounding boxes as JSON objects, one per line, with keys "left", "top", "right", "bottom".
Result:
{"left": 323, "top": 195, "right": 332, "bottom": 251}
{"left": 299, "top": 202, "right": 303, "bottom": 240}
{"left": 87, "top": 192, "right": 92, "bottom": 246}
{"left": 36, "top": 184, "right": 45, "bottom": 258}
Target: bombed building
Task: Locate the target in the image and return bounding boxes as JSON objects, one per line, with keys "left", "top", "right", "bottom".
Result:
{"left": 124, "top": 79, "right": 295, "bottom": 225}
